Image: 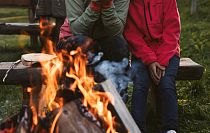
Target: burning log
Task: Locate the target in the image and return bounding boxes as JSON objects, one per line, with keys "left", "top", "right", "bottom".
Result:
{"left": 14, "top": 99, "right": 104, "bottom": 133}
{"left": 55, "top": 100, "right": 104, "bottom": 133}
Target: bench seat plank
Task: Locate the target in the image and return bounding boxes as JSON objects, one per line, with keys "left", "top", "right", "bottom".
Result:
{"left": 176, "top": 58, "right": 204, "bottom": 80}
{"left": 0, "top": 23, "right": 40, "bottom": 35}
{"left": 0, "top": 62, "right": 41, "bottom": 85}
{"left": 0, "top": 58, "right": 204, "bottom": 85}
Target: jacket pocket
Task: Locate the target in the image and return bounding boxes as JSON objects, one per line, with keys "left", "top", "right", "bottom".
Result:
{"left": 148, "top": 0, "right": 163, "bottom": 24}
{"left": 147, "top": 0, "right": 163, "bottom": 39}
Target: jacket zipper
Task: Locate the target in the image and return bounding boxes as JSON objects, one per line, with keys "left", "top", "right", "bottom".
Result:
{"left": 148, "top": 2, "right": 152, "bottom": 21}
{"left": 143, "top": 0, "right": 153, "bottom": 40}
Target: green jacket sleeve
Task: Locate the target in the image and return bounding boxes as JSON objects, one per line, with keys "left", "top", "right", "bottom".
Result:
{"left": 101, "top": 0, "right": 130, "bottom": 36}
{"left": 65, "top": 0, "right": 100, "bottom": 35}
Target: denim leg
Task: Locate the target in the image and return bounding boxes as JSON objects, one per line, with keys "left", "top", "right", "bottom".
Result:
{"left": 158, "top": 55, "right": 180, "bottom": 132}
{"left": 131, "top": 59, "right": 151, "bottom": 133}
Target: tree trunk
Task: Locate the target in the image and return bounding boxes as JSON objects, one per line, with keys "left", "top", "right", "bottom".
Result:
{"left": 191, "top": 0, "right": 197, "bottom": 14}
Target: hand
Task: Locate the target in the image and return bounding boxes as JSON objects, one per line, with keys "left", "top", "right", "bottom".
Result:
{"left": 156, "top": 63, "right": 166, "bottom": 77}
{"left": 57, "top": 35, "right": 94, "bottom": 53}
{"left": 90, "top": 0, "right": 102, "bottom": 12}
{"left": 101, "top": 0, "right": 113, "bottom": 9}
{"left": 148, "top": 62, "right": 163, "bottom": 85}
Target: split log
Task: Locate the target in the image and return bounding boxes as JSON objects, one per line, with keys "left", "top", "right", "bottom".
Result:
{"left": 21, "top": 53, "right": 57, "bottom": 66}
{"left": 56, "top": 100, "right": 104, "bottom": 133}
{"left": 5, "top": 100, "right": 104, "bottom": 133}
{"left": 101, "top": 80, "right": 141, "bottom": 133}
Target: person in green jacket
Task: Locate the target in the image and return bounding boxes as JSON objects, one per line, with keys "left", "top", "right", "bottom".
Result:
{"left": 57, "top": 0, "right": 130, "bottom": 61}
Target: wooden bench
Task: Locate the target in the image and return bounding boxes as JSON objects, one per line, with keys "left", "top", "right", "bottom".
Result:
{"left": 0, "top": 0, "right": 59, "bottom": 46}
{"left": 0, "top": 23, "right": 40, "bottom": 35}
{"left": 0, "top": 0, "right": 39, "bottom": 46}
{"left": 0, "top": 58, "right": 204, "bottom": 85}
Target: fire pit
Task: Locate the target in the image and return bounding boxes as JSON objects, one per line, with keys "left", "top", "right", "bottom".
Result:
{"left": 0, "top": 20, "right": 141, "bottom": 133}
{"left": 0, "top": 50, "right": 140, "bottom": 133}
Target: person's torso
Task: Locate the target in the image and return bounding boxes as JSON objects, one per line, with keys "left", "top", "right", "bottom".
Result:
{"left": 126, "top": 0, "right": 164, "bottom": 44}
{"left": 84, "top": 0, "right": 120, "bottom": 39}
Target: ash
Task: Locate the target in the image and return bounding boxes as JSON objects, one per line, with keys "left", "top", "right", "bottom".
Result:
{"left": 94, "top": 58, "right": 130, "bottom": 102}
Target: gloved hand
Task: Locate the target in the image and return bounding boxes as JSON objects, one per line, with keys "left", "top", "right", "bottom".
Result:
{"left": 56, "top": 36, "right": 73, "bottom": 52}
{"left": 90, "top": 0, "right": 102, "bottom": 12}
{"left": 101, "top": 0, "right": 113, "bottom": 9}
{"left": 56, "top": 35, "right": 94, "bottom": 53}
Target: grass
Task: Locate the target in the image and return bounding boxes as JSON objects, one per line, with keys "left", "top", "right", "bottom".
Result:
{"left": 0, "top": 8, "right": 27, "bottom": 19}
{"left": 0, "top": 86, "right": 22, "bottom": 122}
{"left": 0, "top": 8, "right": 29, "bottom": 123}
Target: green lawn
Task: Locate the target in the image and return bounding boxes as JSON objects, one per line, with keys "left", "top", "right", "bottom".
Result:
{"left": 0, "top": 7, "right": 30, "bottom": 61}
{"left": 0, "top": 8, "right": 27, "bottom": 19}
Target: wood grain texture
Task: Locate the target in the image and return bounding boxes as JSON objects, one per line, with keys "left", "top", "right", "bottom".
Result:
{"left": 0, "top": 58, "right": 204, "bottom": 85}
{"left": 0, "top": 62, "right": 42, "bottom": 85}
{"left": 21, "top": 53, "right": 57, "bottom": 66}
{"left": 101, "top": 80, "right": 142, "bottom": 133}
{"left": 56, "top": 100, "right": 104, "bottom": 133}
{"left": 0, "top": 23, "right": 40, "bottom": 35}
{"left": 177, "top": 58, "right": 204, "bottom": 80}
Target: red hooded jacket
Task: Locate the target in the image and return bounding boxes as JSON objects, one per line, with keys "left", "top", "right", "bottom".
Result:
{"left": 124, "top": 0, "right": 181, "bottom": 67}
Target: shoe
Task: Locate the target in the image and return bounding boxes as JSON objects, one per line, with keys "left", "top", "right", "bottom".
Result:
{"left": 166, "top": 130, "right": 177, "bottom": 133}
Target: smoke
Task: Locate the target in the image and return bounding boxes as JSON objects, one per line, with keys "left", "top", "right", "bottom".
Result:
{"left": 94, "top": 58, "right": 130, "bottom": 102}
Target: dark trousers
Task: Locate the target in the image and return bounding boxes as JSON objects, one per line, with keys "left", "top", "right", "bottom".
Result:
{"left": 96, "top": 35, "right": 129, "bottom": 61}
{"left": 57, "top": 35, "right": 129, "bottom": 61}
{"left": 130, "top": 55, "right": 180, "bottom": 133}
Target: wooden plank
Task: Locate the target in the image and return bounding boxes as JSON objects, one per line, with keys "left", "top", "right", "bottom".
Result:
{"left": 177, "top": 58, "right": 204, "bottom": 80}
{"left": 0, "top": 0, "right": 31, "bottom": 8}
{"left": 0, "top": 62, "right": 42, "bottom": 85}
{"left": 101, "top": 80, "right": 141, "bottom": 133}
{"left": 0, "top": 58, "right": 204, "bottom": 85}
{"left": 0, "top": 23, "right": 40, "bottom": 35}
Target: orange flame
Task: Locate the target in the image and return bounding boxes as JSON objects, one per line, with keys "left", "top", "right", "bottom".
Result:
{"left": 50, "top": 109, "right": 62, "bottom": 133}
{"left": 27, "top": 87, "right": 38, "bottom": 126}
{"left": 27, "top": 18, "right": 117, "bottom": 133}
{"left": 66, "top": 48, "right": 117, "bottom": 133}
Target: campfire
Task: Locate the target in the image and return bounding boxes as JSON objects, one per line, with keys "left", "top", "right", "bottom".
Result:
{"left": 0, "top": 19, "right": 141, "bottom": 133}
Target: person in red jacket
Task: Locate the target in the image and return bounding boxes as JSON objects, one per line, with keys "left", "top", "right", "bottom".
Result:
{"left": 124, "top": 0, "right": 181, "bottom": 133}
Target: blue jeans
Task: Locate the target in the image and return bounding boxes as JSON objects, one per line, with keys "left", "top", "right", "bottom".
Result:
{"left": 130, "top": 55, "right": 180, "bottom": 133}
